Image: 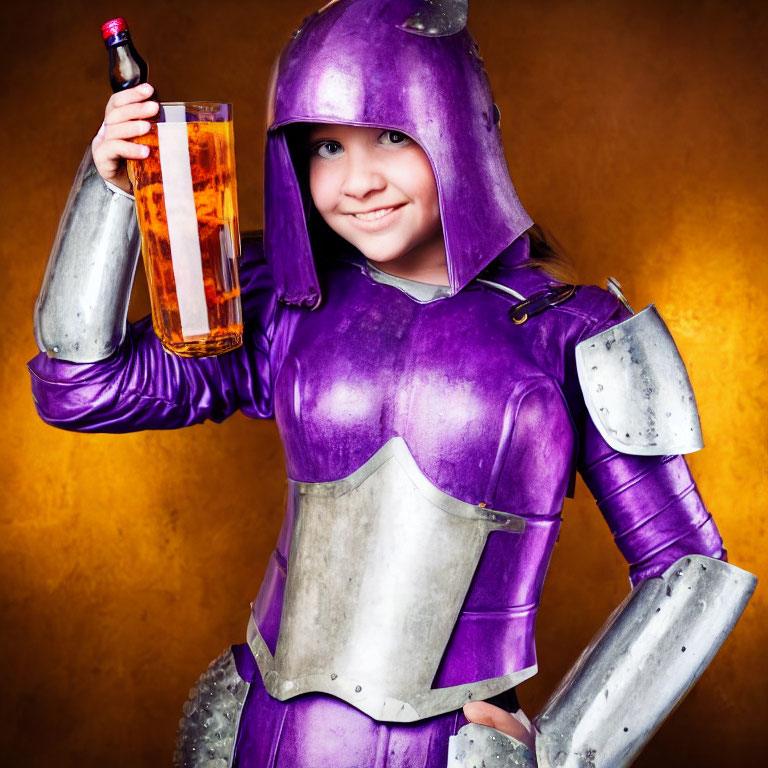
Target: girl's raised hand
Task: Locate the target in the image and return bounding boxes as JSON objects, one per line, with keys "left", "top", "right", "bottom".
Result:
{"left": 91, "top": 83, "right": 159, "bottom": 194}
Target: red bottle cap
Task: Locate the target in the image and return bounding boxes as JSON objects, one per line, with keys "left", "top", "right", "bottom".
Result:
{"left": 101, "top": 18, "right": 128, "bottom": 39}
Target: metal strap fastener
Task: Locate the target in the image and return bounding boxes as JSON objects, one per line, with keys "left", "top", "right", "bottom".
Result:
{"left": 509, "top": 284, "right": 576, "bottom": 325}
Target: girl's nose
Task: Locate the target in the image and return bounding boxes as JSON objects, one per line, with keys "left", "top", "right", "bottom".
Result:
{"left": 340, "top": 150, "right": 386, "bottom": 198}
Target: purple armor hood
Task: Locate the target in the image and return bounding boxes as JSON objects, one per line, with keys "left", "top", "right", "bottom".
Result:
{"left": 264, "top": 0, "right": 533, "bottom": 306}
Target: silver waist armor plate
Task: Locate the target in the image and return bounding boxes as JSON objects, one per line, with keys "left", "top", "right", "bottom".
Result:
{"left": 575, "top": 305, "right": 704, "bottom": 456}
{"left": 247, "top": 437, "right": 536, "bottom": 722}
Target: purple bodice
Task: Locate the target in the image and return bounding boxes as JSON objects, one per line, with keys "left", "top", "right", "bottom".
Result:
{"left": 28, "top": 235, "right": 725, "bottom": 695}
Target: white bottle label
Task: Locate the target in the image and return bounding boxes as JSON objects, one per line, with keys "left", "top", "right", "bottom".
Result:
{"left": 157, "top": 117, "right": 210, "bottom": 338}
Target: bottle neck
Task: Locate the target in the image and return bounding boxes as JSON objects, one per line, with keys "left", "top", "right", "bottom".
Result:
{"left": 104, "top": 30, "right": 131, "bottom": 48}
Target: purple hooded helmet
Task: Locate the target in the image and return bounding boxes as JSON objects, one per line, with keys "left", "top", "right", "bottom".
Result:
{"left": 264, "top": 0, "right": 533, "bottom": 306}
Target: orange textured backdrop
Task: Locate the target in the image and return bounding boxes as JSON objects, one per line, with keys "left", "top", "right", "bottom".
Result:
{"left": 1, "top": 1, "right": 766, "bottom": 765}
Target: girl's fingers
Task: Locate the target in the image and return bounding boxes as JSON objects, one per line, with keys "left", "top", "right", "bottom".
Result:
{"left": 94, "top": 138, "right": 150, "bottom": 164}
{"left": 102, "top": 120, "right": 152, "bottom": 141}
{"left": 463, "top": 702, "right": 535, "bottom": 749}
{"left": 106, "top": 83, "right": 155, "bottom": 111}
{"left": 105, "top": 99, "right": 159, "bottom": 126}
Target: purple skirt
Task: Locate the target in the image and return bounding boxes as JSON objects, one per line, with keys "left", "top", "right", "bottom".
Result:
{"left": 231, "top": 644, "right": 468, "bottom": 768}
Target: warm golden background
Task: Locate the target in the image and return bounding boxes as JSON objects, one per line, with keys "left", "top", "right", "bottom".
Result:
{"left": 2, "top": 0, "right": 766, "bottom": 765}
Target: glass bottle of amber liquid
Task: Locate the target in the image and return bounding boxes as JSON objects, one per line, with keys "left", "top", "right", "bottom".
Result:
{"left": 101, "top": 19, "right": 243, "bottom": 357}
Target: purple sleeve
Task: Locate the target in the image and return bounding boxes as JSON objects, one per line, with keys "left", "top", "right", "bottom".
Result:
{"left": 570, "top": 290, "right": 726, "bottom": 587}
{"left": 28, "top": 236, "right": 277, "bottom": 432}
{"left": 579, "top": 425, "right": 726, "bottom": 586}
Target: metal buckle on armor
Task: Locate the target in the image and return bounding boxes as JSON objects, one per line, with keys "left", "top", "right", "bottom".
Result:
{"left": 509, "top": 284, "right": 576, "bottom": 325}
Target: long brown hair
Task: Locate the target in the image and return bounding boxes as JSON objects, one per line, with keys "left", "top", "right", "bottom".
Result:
{"left": 526, "top": 223, "right": 577, "bottom": 283}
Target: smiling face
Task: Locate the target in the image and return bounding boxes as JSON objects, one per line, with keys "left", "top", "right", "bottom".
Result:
{"left": 307, "top": 124, "right": 448, "bottom": 285}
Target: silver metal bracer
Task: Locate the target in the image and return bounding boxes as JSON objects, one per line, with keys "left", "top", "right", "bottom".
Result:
{"left": 533, "top": 554, "right": 756, "bottom": 768}
{"left": 575, "top": 305, "right": 704, "bottom": 456}
{"left": 248, "top": 437, "right": 537, "bottom": 722}
{"left": 34, "top": 147, "right": 141, "bottom": 362}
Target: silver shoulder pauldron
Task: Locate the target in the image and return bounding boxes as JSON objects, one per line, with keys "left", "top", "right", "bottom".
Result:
{"left": 575, "top": 286, "right": 703, "bottom": 455}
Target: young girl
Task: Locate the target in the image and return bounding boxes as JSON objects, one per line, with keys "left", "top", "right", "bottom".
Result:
{"left": 30, "top": 2, "right": 754, "bottom": 767}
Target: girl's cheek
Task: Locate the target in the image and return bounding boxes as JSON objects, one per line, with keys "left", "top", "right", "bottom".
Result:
{"left": 312, "top": 162, "right": 347, "bottom": 209}
{"left": 309, "top": 169, "right": 332, "bottom": 213}
{"left": 405, "top": 153, "right": 438, "bottom": 202}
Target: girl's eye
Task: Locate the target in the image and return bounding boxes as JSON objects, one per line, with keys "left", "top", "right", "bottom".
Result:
{"left": 313, "top": 141, "right": 344, "bottom": 159}
{"left": 380, "top": 130, "right": 410, "bottom": 147}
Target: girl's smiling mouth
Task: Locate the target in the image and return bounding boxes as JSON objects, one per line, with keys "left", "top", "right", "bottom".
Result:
{"left": 346, "top": 203, "right": 407, "bottom": 228}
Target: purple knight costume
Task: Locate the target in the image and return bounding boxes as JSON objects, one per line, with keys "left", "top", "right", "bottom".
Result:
{"left": 30, "top": 2, "right": 755, "bottom": 767}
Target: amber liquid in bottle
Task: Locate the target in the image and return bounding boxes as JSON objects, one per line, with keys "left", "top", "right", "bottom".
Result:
{"left": 127, "top": 119, "right": 243, "bottom": 357}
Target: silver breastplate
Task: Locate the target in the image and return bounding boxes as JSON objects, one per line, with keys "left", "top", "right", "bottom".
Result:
{"left": 247, "top": 437, "right": 537, "bottom": 722}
